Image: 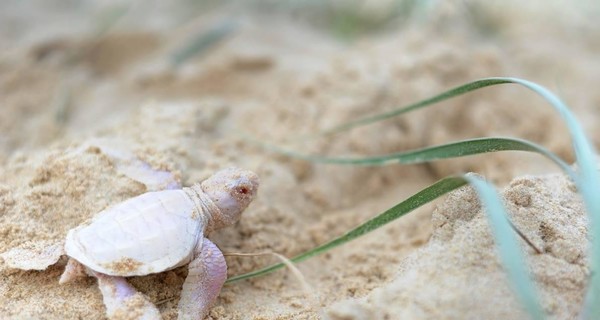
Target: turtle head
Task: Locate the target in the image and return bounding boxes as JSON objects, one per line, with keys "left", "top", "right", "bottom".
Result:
{"left": 201, "top": 167, "right": 260, "bottom": 230}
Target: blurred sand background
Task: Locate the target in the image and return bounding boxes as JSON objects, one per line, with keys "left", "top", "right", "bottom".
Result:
{"left": 0, "top": 1, "right": 599, "bottom": 319}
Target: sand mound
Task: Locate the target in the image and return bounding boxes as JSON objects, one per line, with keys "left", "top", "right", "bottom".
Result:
{"left": 328, "top": 173, "right": 588, "bottom": 320}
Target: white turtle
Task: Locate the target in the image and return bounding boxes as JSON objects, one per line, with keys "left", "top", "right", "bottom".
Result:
{"left": 1, "top": 167, "right": 259, "bottom": 320}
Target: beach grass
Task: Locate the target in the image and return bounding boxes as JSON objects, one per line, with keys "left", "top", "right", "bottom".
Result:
{"left": 231, "top": 77, "right": 599, "bottom": 319}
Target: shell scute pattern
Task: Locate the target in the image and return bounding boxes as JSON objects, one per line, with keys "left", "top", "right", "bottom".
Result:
{"left": 65, "top": 190, "right": 203, "bottom": 276}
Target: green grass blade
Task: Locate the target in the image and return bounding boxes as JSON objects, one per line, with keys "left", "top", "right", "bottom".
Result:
{"left": 494, "top": 78, "right": 600, "bottom": 318}
{"left": 226, "top": 176, "right": 468, "bottom": 283}
{"left": 228, "top": 174, "right": 545, "bottom": 319}
{"left": 93, "top": 5, "right": 130, "bottom": 36}
{"left": 314, "top": 76, "right": 598, "bottom": 316}
{"left": 235, "top": 77, "right": 597, "bottom": 317}
{"left": 170, "top": 20, "right": 238, "bottom": 66}
{"left": 465, "top": 175, "right": 544, "bottom": 320}
{"left": 250, "top": 136, "right": 574, "bottom": 178}
{"left": 227, "top": 173, "right": 544, "bottom": 318}
{"left": 319, "top": 78, "right": 512, "bottom": 136}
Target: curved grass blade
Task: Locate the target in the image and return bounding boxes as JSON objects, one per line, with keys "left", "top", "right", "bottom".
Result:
{"left": 313, "top": 76, "right": 598, "bottom": 315}
{"left": 234, "top": 77, "right": 596, "bottom": 317}
{"left": 250, "top": 136, "right": 574, "bottom": 179}
{"left": 465, "top": 175, "right": 544, "bottom": 320}
{"left": 170, "top": 20, "right": 238, "bottom": 66}
{"left": 495, "top": 78, "right": 600, "bottom": 318}
{"left": 227, "top": 174, "right": 545, "bottom": 319}
{"left": 318, "top": 78, "right": 513, "bottom": 136}
{"left": 93, "top": 5, "right": 130, "bottom": 36}
{"left": 226, "top": 176, "right": 468, "bottom": 283}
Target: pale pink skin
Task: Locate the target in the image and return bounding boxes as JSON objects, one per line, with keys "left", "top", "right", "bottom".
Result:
{"left": 59, "top": 168, "right": 259, "bottom": 320}
{"left": 81, "top": 239, "right": 225, "bottom": 320}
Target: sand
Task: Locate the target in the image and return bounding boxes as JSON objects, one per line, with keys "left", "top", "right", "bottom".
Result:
{"left": 0, "top": 1, "right": 598, "bottom": 319}
{"left": 329, "top": 174, "right": 588, "bottom": 319}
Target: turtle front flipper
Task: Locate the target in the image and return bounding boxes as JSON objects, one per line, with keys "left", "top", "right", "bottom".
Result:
{"left": 93, "top": 271, "right": 161, "bottom": 320}
{"left": 177, "top": 238, "right": 227, "bottom": 320}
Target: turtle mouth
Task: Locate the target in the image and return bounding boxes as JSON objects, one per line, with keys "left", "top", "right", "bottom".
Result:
{"left": 238, "top": 185, "right": 250, "bottom": 195}
{"left": 231, "top": 176, "right": 259, "bottom": 197}
{"left": 234, "top": 170, "right": 260, "bottom": 197}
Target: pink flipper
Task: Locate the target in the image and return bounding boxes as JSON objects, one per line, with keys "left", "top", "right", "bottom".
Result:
{"left": 177, "top": 238, "right": 227, "bottom": 320}
{"left": 93, "top": 272, "right": 161, "bottom": 320}
{"left": 59, "top": 258, "right": 87, "bottom": 284}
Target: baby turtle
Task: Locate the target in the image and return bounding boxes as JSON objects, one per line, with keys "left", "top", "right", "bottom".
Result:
{"left": 2, "top": 167, "right": 259, "bottom": 320}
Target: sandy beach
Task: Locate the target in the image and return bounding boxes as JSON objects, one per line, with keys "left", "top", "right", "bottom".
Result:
{"left": 1, "top": 1, "right": 599, "bottom": 319}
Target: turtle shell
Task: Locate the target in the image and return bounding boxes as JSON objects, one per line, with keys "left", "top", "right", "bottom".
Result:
{"left": 64, "top": 189, "right": 204, "bottom": 276}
